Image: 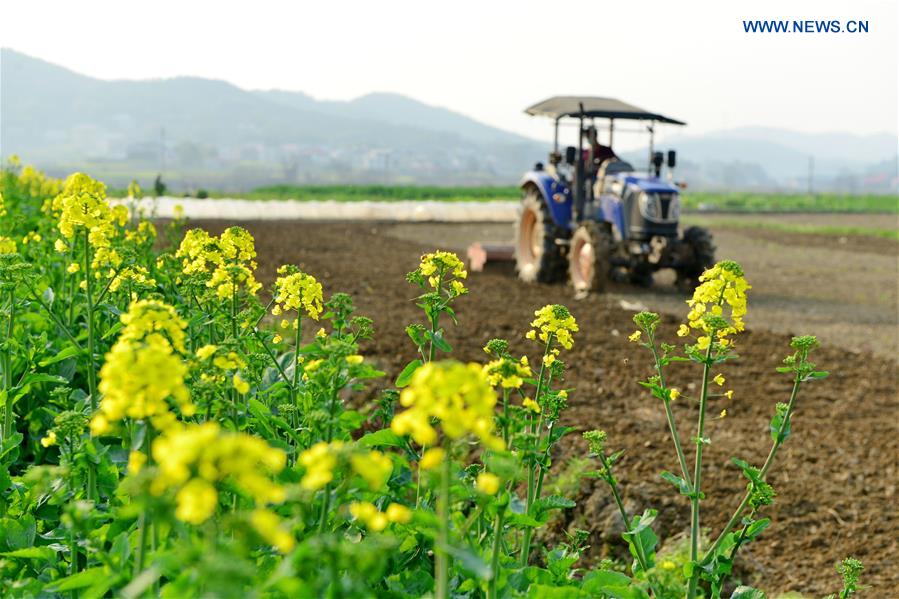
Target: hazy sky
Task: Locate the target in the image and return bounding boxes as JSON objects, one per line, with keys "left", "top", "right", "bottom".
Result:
{"left": 3, "top": 0, "right": 897, "bottom": 149}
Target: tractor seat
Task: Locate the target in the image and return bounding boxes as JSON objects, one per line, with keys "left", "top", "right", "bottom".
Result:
{"left": 594, "top": 159, "right": 635, "bottom": 197}
{"left": 602, "top": 159, "right": 634, "bottom": 175}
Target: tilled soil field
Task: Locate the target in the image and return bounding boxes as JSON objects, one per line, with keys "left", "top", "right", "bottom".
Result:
{"left": 197, "top": 220, "right": 897, "bottom": 595}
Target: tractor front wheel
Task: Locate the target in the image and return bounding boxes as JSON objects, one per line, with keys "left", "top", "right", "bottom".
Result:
{"left": 514, "top": 190, "right": 568, "bottom": 283}
{"left": 675, "top": 226, "right": 716, "bottom": 290}
{"left": 568, "top": 222, "right": 614, "bottom": 293}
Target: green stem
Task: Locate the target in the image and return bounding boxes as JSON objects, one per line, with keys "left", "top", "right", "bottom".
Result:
{"left": 2, "top": 289, "right": 14, "bottom": 441}
{"left": 648, "top": 336, "right": 692, "bottom": 484}
{"left": 488, "top": 505, "right": 506, "bottom": 599}
{"left": 24, "top": 280, "right": 84, "bottom": 351}
{"left": 317, "top": 382, "right": 339, "bottom": 533}
{"left": 292, "top": 316, "right": 302, "bottom": 404}
{"left": 701, "top": 376, "right": 802, "bottom": 565}
{"left": 134, "top": 427, "right": 153, "bottom": 577}
{"left": 82, "top": 231, "right": 98, "bottom": 411}
{"left": 520, "top": 337, "right": 553, "bottom": 566}
{"left": 254, "top": 330, "right": 291, "bottom": 388}
{"left": 135, "top": 510, "right": 148, "bottom": 577}
{"left": 500, "top": 388, "right": 510, "bottom": 446}
{"left": 82, "top": 232, "right": 99, "bottom": 503}
{"left": 435, "top": 438, "right": 451, "bottom": 599}
{"left": 69, "top": 527, "right": 79, "bottom": 593}
{"left": 686, "top": 339, "right": 716, "bottom": 599}
{"left": 597, "top": 452, "right": 653, "bottom": 581}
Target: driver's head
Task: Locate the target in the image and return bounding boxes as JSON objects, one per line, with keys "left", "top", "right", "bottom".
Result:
{"left": 584, "top": 125, "right": 598, "bottom": 143}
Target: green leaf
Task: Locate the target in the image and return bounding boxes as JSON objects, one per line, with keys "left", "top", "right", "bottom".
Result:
{"left": 427, "top": 330, "right": 452, "bottom": 353}
{"left": 730, "top": 458, "right": 761, "bottom": 483}
{"left": 3, "top": 514, "right": 36, "bottom": 550}
{"left": 505, "top": 512, "right": 542, "bottom": 528}
{"left": 582, "top": 569, "right": 650, "bottom": 599}
{"left": 769, "top": 410, "right": 791, "bottom": 443}
{"left": 395, "top": 359, "right": 422, "bottom": 388}
{"left": 0, "top": 546, "right": 55, "bottom": 560}
{"left": 622, "top": 510, "right": 658, "bottom": 573}
{"left": 803, "top": 370, "right": 829, "bottom": 382}
{"left": 743, "top": 518, "right": 771, "bottom": 542}
{"left": 101, "top": 321, "right": 125, "bottom": 340}
{"left": 15, "top": 372, "right": 68, "bottom": 389}
{"left": 660, "top": 471, "right": 692, "bottom": 495}
{"left": 358, "top": 429, "right": 406, "bottom": 448}
{"left": 442, "top": 543, "right": 490, "bottom": 579}
{"left": 338, "top": 410, "right": 366, "bottom": 431}
{"left": 730, "top": 586, "right": 767, "bottom": 599}
{"left": 38, "top": 345, "right": 80, "bottom": 366}
{"left": 528, "top": 585, "right": 585, "bottom": 598}
{"left": 534, "top": 495, "right": 576, "bottom": 512}
{"left": 248, "top": 399, "right": 277, "bottom": 438}
{"left": 48, "top": 567, "right": 108, "bottom": 591}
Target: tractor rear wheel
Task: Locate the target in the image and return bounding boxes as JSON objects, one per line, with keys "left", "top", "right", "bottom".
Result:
{"left": 514, "top": 190, "right": 568, "bottom": 284}
{"left": 568, "top": 221, "right": 614, "bottom": 293}
{"left": 675, "top": 226, "right": 716, "bottom": 289}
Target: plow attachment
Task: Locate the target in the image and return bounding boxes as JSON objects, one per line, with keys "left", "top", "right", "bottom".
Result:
{"left": 466, "top": 242, "right": 515, "bottom": 272}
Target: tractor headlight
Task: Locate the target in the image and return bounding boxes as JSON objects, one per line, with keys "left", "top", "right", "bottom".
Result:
{"left": 639, "top": 192, "right": 660, "bottom": 219}
{"left": 669, "top": 194, "right": 681, "bottom": 221}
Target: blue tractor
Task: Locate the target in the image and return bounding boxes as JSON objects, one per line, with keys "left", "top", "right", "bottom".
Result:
{"left": 514, "top": 96, "right": 715, "bottom": 291}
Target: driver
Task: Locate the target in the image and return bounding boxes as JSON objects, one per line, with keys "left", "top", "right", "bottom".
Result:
{"left": 584, "top": 126, "right": 618, "bottom": 170}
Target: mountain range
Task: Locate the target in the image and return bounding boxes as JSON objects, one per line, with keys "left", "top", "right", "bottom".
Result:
{"left": 1, "top": 48, "right": 896, "bottom": 193}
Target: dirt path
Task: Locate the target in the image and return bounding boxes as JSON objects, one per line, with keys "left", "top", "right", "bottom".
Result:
{"left": 195, "top": 220, "right": 898, "bottom": 595}
{"left": 384, "top": 221, "right": 899, "bottom": 361}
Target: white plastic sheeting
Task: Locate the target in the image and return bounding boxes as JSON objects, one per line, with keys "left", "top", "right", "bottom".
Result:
{"left": 111, "top": 197, "right": 518, "bottom": 222}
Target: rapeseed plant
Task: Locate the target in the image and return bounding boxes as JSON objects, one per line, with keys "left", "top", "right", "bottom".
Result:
{"left": 0, "top": 163, "right": 863, "bottom": 598}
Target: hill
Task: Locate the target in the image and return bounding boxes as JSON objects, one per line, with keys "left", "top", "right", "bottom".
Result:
{"left": 1, "top": 48, "right": 895, "bottom": 193}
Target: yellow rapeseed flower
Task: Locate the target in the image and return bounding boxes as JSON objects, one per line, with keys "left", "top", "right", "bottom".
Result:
{"left": 272, "top": 266, "right": 324, "bottom": 323}
{"left": 250, "top": 508, "right": 295, "bottom": 553}
{"left": 349, "top": 450, "right": 393, "bottom": 489}
{"left": 419, "top": 447, "right": 445, "bottom": 470}
{"left": 522, "top": 397, "right": 541, "bottom": 413}
{"left": 483, "top": 356, "right": 531, "bottom": 389}
{"left": 386, "top": 503, "right": 412, "bottom": 524}
{"left": 713, "top": 374, "right": 725, "bottom": 386}
{"left": 195, "top": 344, "right": 218, "bottom": 361}
{"left": 175, "top": 478, "right": 218, "bottom": 524}
{"left": 418, "top": 251, "right": 467, "bottom": 285}
{"left": 52, "top": 173, "right": 125, "bottom": 273}
{"left": 299, "top": 441, "right": 341, "bottom": 491}
{"left": 391, "top": 361, "right": 503, "bottom": 450}
{"left": 233, "top": 373, "right": 250, "bottom": 394}
{"left": 682, "top": 260, "right": 750, "bottom": 349}
{"left": 349, "top": 501, "right": 388, "bottom": 532}
{"left": 40, "top": 430, "right": 57, "bottom": 448}
{"left": 128, "top": 450, "right": 147, "bottom": 475}
{"left": 527, "top": 304, "right": 579, "bottom": 349}
{"left": 628, "top": 331, "right": 642, "bottom": 342}
{"left": 93, "top": 300, "right": 193, "bottom": 434}
{"left": 0, "top": 236, "right": 18, "bottom": 255}
{"left": 151, "top": 422, "right": 287, "bottom": 524}
{"left": 476, "top": 472, "right": 500, "bottom": 495}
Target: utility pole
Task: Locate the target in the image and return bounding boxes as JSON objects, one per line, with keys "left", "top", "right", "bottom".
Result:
{"left": 807, "top": 155, "right": 814, "bottom": 195}
{"left": 160, "top": 126, "right": 166, "bottom": 174}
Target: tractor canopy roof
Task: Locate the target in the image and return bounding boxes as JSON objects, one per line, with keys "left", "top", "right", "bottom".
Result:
{"left": 525, "top": 96, "right": 686, "bottom": 125}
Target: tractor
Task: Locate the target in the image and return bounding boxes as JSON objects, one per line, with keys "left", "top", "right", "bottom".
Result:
{"left": 513, "top": 96, "right": 715, "bottom": 291}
